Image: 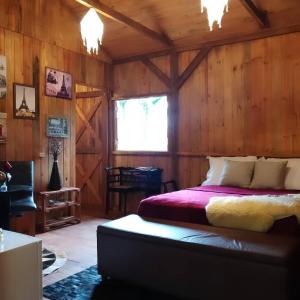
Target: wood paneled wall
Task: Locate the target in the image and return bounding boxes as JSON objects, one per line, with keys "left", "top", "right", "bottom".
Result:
{"left": 113, "top": 31, "right": 300, "bottom": 189}
{"left": 113, "top": 58, "right": 173, "bottom": 183}
{"left": 0, "top": 0, "right": 106, "bottom": 195}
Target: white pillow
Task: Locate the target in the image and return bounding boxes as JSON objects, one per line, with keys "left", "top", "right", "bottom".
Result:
{"left": 202, "top": 156, "right": 257, "bottom": 186}
{"left": 267, "top": 158, "right": 300, "bottom": 190}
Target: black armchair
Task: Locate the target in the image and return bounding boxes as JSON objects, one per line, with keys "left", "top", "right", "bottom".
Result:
{"left": 0, "top": 161, "right": 36, "bottom": 230}
{"left": 9, "top": 161, "right": 36, "bottom": 215}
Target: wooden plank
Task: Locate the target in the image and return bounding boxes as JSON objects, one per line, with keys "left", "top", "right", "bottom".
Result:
{"left": 76, "top": 99, "right": 102, "bottom": 143}
{"left": 76, "top": 103, "right": 103, "bottom": 145}
{"left": 141, "top": 58, "right": 171, "bottom": 88}
{"left": 114, "top": 49, "right": 172, "bottom": 65}
{"left": 176, "top": 47, "right": 211, "bottom": 89}
{"left": 76, "top": 157, "right": 102, "bottom": 203}
{"left": 239, "top": 0, "right": 269, "bottom": 28}
{"left": 169, "top": 51, "right": 179, "bottom": 184}
{"left": 113, "top": 24, "right": 300, "bottom": 64}
{"left": 76, "top": 90, "right": 103, "bottom": 99}
{"left": 74, "top": 0, "right": 172, "bottom": 47}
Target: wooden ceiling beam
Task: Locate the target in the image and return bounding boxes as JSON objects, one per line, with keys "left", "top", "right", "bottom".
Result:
{"left": 176, "top": 47, "right": 211, "bottom": 89}
{"left": 114, "top": 49, "right": 172, "bottom": 65}
{"left": 239, "top": 0, "right": 269, "bottom": 27}
{"left": 74, "top": 0, "right": 172, "bottom": 47}
{"left": 114, "top": 24, "right": 300, "bottom": 65}
{"left": 141, "top": 58, "right": 171, "bottom": 88}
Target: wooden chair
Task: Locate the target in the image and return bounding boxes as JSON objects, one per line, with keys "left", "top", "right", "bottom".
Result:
{"left": 105, "top": 167, "right": 139, "bottom": 216}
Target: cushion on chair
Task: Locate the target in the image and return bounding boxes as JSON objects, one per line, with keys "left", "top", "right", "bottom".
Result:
{"left": 10, "top": 196, "right": 37, "bottom": 214}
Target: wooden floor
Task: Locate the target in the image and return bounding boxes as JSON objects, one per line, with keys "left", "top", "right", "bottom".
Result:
{"left": 37, "top": 216, "right": 108, "bottom": 298}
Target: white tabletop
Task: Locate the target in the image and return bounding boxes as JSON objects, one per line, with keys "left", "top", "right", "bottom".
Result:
{"left": 0, "top": 230, "right": 41, "bottom": 253}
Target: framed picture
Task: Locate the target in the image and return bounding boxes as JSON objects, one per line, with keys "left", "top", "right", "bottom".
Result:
{"left": 47, "top": 116, "right": 69, "bottom": 138}
{"left": 13, "top": 83, "right": 37, "bottom": 119}
{"left": 45, "top": 67, "right": 72, "bottom": 100}
{"left": 0, "top": 112, "right": 7, "bottom": 143}
{"left": 0, "top": 56, "right": 7, "bottom": 99}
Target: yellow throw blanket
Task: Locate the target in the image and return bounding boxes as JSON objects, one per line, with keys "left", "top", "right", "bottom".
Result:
{"left": 206, "top": 195, "right": 300, "bottom": 232}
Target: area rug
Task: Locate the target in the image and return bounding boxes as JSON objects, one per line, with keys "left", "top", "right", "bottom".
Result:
{"left": 43, "top": 265, "right": 180, "bottom": 300}
{"left": 42, "top": 248, "right": 67, "bottom": 276}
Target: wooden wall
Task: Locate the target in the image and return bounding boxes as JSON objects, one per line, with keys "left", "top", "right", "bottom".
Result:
{"left": 0, "top": 0, "right": 106, "bottom": 197}
{"left": 113, "top": 56, "right": 173, "bottom": 184}
{"left": 113, "top": 31, "right": 300, "bottom": 189}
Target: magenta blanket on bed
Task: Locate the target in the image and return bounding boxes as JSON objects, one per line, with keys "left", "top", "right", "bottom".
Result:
{"left": 138, "top": 185, "right": 300, "bottom": 225}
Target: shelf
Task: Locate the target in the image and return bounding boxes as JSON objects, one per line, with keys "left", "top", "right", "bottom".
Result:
{"left": 40, "top": 187, "right": 80, "bottom": 196}
{"left": 46, "top": 216, "right": 80, "bottom": 228}
{"left": 39, "top": 187, "right": 81, "bottom": 232}
{"left": 45, "top": 201, "right": 80, "bottom": 212}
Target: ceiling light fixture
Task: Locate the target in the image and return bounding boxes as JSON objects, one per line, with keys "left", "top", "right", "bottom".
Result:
{"left": 201, "top": 0, "right": 229, "bottom": 31}
{"left": 80, "top": 8, "right": 104, "bottom": 54}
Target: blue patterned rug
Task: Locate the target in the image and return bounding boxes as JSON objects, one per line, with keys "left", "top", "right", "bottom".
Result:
{"left": 43, "top": 265, "right": 179, "bottom": 300}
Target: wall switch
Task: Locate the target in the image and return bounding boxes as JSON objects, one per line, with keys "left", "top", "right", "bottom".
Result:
{"left": 39, "top": 152, "right": 46, "bottom": 158}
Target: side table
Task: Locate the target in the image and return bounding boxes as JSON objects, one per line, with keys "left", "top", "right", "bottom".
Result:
{"left": 39, "top": 187, "right": 81, "bottom": 232}
{"left": 0, "top": 230, "right": 42, "bottom": 300}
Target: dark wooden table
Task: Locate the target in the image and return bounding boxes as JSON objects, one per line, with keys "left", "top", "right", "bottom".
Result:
{"left": 0, "top": 184, "right": 33, "bottom": 230}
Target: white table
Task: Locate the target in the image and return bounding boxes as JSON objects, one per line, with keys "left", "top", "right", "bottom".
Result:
{"left": 0, "top": 230, "right": 42, "bottom": 300}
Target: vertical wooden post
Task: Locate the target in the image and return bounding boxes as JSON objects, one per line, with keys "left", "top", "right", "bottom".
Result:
{"left": 170, "top": 51, "right": 179, "bottom": 185}
{"left": 104, "top": 62, "right": 114, "bottom": 214}
{"left": 105, "top": 63, "right": 114, "bottom": 168}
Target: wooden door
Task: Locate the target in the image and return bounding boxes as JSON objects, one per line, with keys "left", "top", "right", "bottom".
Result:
{"left": 75, "top": 85, "right": 107, "bottom": 215}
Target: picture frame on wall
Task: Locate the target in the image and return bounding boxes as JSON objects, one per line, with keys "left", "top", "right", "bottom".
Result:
{"left": 0, "top": 55, "right": 7, "bottom": 99}
{"left": 0, "top": 112, "right": 7, "bottom": 143}
{"left": 45, "top": 67, "right": 72, "bottom": 100}
{"left": 47, "top": 116, "right": 69, "bottom": 138}
{"left": 13, "top": 83, "right": 37, "bottom": 119}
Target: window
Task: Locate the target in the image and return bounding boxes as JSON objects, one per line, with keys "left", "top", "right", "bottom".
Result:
{"left": 115, "top": 95, "right": 168, "bottom": 152}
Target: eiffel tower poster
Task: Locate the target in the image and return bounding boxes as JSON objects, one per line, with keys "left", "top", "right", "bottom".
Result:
{"left": 45, "top": 67, "right": 72, "bottom": 99}
{"left": 0, "top": 55, "right": 7, "bottom": 99}
{"left": 13, "top": 84, "right": 37, "bottom": 119}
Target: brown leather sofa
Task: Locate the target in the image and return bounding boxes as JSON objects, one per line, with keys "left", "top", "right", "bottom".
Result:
{"left": 97, "top": 215, "right": 300, "bottom": 300}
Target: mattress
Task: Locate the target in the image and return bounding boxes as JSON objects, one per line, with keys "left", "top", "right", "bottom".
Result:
{"left": 138, "top": 185, "right": 300, "bottom": 234}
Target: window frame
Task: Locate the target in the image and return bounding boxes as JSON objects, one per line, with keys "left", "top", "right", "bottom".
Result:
{"left": 112, "top": 93, "right": 171, "bottom": 155}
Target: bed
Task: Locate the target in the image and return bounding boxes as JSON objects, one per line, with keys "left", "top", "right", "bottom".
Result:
{"left": 138, "top": 185, "right": 300, "bottom": 235}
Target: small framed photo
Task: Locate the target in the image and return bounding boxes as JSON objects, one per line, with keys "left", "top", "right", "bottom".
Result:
{"left": 45, "top": 67, "right": 72, "bottom": 100}
{"left": 0, "top": 55, "right": 7, "bottom": 99}
{"left": 13, "top": 83, "right": 37, "bottom": 119}
{"left": 0, "top": 112, "right": 7, "bottom": 143}
{"left": 47, "top": 116, "right": 69, "bottom": 138}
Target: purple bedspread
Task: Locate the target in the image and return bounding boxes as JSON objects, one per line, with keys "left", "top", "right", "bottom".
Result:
{"left": 138, "top": 185, "right": 300, "bottom": 227}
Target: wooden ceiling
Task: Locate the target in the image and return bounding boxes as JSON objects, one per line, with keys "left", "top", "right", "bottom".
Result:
{"left": 63, "top": 0, "right": 300, "bottom": 61}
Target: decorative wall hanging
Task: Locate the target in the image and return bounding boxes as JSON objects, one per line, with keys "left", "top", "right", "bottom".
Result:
{"left": 48, "top": 138, "right": 62, "bottom": 191}
{"left": 0, "top": 112, "right": 7, "bottom": 143}
{"left": 47, "top": 116, "right": 69, "bottom": 138}
{"left": 45, "top": 67, "right": 72, "bottom": 100}
{"left": 13, "top": 83, "right": 37, "bottom": 119}
{"left": 0, "top": 56, "right": 7, "bottom": 99}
